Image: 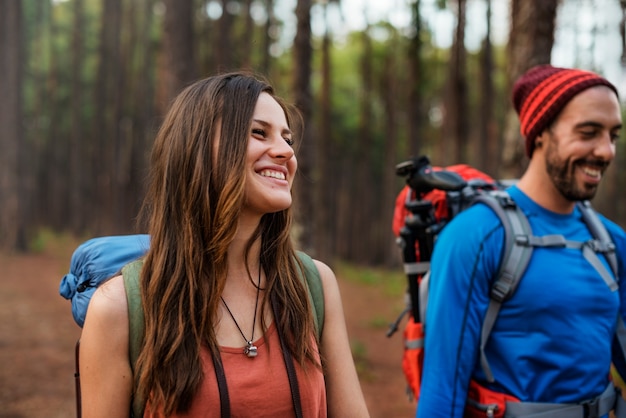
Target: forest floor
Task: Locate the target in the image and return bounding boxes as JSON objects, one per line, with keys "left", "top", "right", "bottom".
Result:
{"left": 0, "top": 237, "right": 416, "bottom": 418}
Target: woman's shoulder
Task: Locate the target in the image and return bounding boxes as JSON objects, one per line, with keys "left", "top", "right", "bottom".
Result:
{"left": 307, "top": 257, "right": 337, "bottom": 305}
{"left": 84, "top": 274, "right": 129, "bottom": 328}
{"left": 311, "top": 258, "right": 333, "bottom": 278}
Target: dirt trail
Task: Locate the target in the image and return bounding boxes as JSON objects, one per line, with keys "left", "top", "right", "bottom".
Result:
{"left": 0, "top": 248, "right": 415, "bottom": 417}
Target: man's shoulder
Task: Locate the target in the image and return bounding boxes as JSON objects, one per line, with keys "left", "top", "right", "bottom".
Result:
{"left": 438, "top": 200, "right": 506, "bottom": 248}
{"left": 595, "top": 210, "right": 626, "bottom": 242}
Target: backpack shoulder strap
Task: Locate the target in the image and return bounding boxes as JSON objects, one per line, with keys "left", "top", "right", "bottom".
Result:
{"left": 474, "top": 195, "right": 620, "bottom": 383}
{"left": 472, "top": 191, "right": 534, "bottom": 383}
{"left": 122, "top": 259, "right": 145, "bottom": 418}
{"left": 576, "top": 201, "right": 626, "bottom": 370}
{"left": 296, "top": 251, "right": 325, "bottom": 341}
{"left": 577, "top": 200, "right": 618, "bottom": 277}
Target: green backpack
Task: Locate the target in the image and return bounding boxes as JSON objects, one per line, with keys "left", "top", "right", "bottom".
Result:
{"left": 122, "top": 251, "right": 324, "bottom": 418}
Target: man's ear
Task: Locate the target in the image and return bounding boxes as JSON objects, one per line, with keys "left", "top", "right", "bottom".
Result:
{"left": 535, "top": 131, "right": 548, "bottom": 149}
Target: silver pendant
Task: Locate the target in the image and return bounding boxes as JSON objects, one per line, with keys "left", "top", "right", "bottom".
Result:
{"left": 244, "top": 342, "right": 258, "bottom": 358}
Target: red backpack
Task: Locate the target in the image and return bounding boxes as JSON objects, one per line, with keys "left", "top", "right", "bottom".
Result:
{"left": 390, "top": 161, "right": 496, "bottom": 399}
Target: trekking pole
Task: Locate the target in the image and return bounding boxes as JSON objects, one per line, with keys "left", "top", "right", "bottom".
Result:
{"left": 393, "top": 156, "right": 467, "bottom": 324}
{"left": 399, "top": 195, "right": 435, "bottom": 321}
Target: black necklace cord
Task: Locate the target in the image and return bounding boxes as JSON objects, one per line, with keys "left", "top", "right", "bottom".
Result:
{"left": 220, "top": 266, "right": 262, "bottom": 357}
{"left": 211, "top": 266, "right": 303, "bottom": 418}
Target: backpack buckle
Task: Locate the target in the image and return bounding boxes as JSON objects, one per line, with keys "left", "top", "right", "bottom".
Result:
{"left": 515, "top": 235, "right": 530, "bottom": 246}
{"left": 586, "top": 239, "right": 615, "bottom": 254}
{"left": 492, "top": 192, "right": 516, "bottom": 209}
{"left": 582, "top": 397, "right": 600, "bottom": 418}
{"left": 491, "top": 274, "right": 514, "bottom": 302}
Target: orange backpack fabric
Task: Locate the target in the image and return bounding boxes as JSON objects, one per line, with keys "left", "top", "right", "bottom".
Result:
{"left": 392, "top": 164, "right": 495, "bottom": 237}
{"left": 393, "top": 164, "right": 496, "bottom": 403}
{"left": 465, "top": 380, "right": 520, "bottom": 418}
{"left": 401, "top": 317, "right": 425, "bottom": 398}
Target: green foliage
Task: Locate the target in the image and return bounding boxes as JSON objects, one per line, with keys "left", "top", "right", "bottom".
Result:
{"left": 335, "top": 261, "right": 406, "bottom": 298}
{"left": 350, "top": 339, "right": 371, "bottom": 378}
{"left": 368, "top": 315, "right": 392, "bottom": 329}
{"left": 28, "top": 228, "right": 81, "bottom": 258}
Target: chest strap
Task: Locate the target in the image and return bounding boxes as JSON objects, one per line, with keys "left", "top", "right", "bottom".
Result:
{"left": 517, "top": 234, "right": 617, "bottom": 291}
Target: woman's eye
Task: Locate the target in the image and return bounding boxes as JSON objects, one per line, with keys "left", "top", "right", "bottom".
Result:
{"left": 252, "top": 129, "right": 265, "bottom": 137}
{"left": 284, "top": 138, "right": 294, "bottom": 146}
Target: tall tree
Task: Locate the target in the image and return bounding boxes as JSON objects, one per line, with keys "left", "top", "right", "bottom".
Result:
{"left": 292, "top": 0, "right": 315, "bottom": 253}
{"left": 70, "top": 0, "right": 86, "bottom": 232}
{"left": 350, "top": 26, "right": 374, "bottom": 263}
{"left": 260, "top": 0, "right": 275, "bottom": 75}
{"left": 42, "top": 4, "right": 66, "bottom": 230}
{"left": 239, "top": 0, "right": 254, "bottom": 69}
{"left": 407, "top": 0, "right": 425, "bottom": 158}
{"left": 216, "top": 0, "right": 235, "bottom": 71}
{"left": 161, "top": 0, "right": 195, "bottom": 108}
{"left": 89, "top": 0, "right": 123, "bottom": 232}
{"left": 478, "top": 0, "right": 497, "bottom": 174}
{"left": 316, "top": 0, "right": 335, "bottom": 264}
{"left": 440, "top": 0, "right": 468, "bottom": 165}
{"left": 112, "top": 0, "right": 153, "bottom": 231}
{"left": 26, "top": 0, "right": 51, "bottom": 232}
{"left": 500, "top": 0, "right": 558, "bottom": 178}
{"left": 381, "top": 32, "right": 401, "bottom": 266}
{"left": 126, "top": 0, "right": 156, "bottom": 223}
{"left": 0, "top": 0, "right": 23, "bottom": 250}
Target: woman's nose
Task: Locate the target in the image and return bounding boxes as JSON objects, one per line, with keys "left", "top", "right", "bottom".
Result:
{"left": 269, "top": 137, "right": 295, "bottom": 160}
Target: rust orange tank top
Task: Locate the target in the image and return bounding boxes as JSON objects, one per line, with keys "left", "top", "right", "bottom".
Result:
{"left": 144, "top": 322, "right": 327, "bottom": 417}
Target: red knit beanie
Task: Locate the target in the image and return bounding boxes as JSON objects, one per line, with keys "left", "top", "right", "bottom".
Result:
{"left": 512, "top": 64, "right": 618, "bottom": 157}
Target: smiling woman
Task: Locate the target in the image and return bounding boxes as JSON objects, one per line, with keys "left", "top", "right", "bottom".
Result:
{"left": 78, "top": 72, "right": 370, "bottom": 418}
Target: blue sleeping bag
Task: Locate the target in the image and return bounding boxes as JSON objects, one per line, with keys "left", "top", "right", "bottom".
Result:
{"left": 59, "top": 234, "right": 150, "bottom": 327}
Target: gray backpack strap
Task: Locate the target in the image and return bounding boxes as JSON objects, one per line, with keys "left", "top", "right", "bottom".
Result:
{"left": 577, "top": 200, "right": 618, "bottom": 290}
{"left": 472, "top": 192, "right": 534, "bottom": 383}
{"left": 504, "top": 381, "right": 618, "bottom": 418}
{"left": 475, "top": 195, "right": 622, "bottom": 385}
{"left": 576, "top": 201, "right": 626, "bottom": 385}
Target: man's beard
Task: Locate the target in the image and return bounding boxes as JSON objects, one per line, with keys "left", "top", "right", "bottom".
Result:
{"left": 544, "top": 133, "right": 607, "bottom": 201}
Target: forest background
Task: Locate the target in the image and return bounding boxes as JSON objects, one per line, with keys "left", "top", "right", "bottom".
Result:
{"left": 1, "top": 0, "right": 626, "bottom": 268}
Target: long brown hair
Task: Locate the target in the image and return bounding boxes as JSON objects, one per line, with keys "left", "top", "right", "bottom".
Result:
{"left": 135, "top": 72, "right": 316, "bottom": 415}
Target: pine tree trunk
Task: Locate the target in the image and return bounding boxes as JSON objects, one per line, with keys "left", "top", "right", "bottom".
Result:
{"left": 441, "top": 0, "right": 468, "bottom": 166}
{"left": 407, "top": 0, "right": 424, "bottom": 158}
{"left": 478, "top": 0, "right": 496, "bottom": 175}
{"left": 316, "top": 7, "right": 333, "bottom": 264}
{"left": 292, "top": 0, "right": 315, "bottom": 253}
{"left": 0, "top": 0, "right": 23, "bottom": 250}
{"left": 501, "top": 0, "right": 558, "bottom": 178}
{"left": 162, "top": 0, "right": 195, "bottom": 104}
{"left": 70, "top": 0, "right": 86, "bottom": 232}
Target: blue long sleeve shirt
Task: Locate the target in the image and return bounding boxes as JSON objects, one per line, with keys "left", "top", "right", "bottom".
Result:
{"left": 416, "top": 186, "right": 626, "bottom": 417}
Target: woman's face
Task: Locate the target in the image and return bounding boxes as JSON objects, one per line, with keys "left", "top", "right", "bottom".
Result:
{"left": 242, "top": 92, "right": 298, "bottom": 216}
